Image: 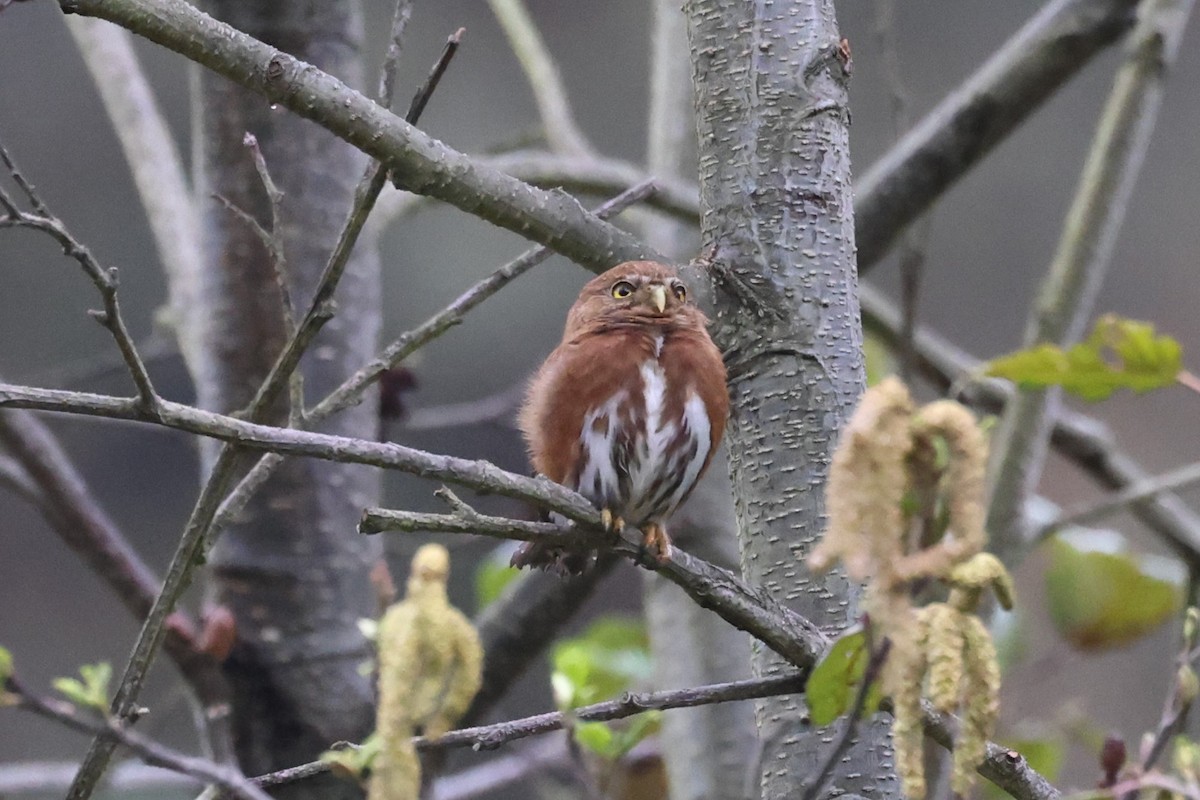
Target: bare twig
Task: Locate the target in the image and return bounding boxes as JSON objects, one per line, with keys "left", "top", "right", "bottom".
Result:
{"left": 487, "top": 0, "right": 592, "bottom": 156}
{"left": 244, "top": 26, "right": 466, "bottom": 421}
{"left": 253, "top": 673, "right": 807, "bottom": 789}
{"left": 61, "top": 16, "right": 204, "bottom": 367}
{"left": 1128, "top": 609, "right": 1200, "bottom": 792}
{"left": 987, "top": 0, "right": 1196, "bottom": 566}
{"left": 1037, "top": 459, "right": 1200, "bottom": 540}
{"left": 873, "top": 0, "right": 931, "bottom": 384}
{"left": 855, "top": 0, "right": 1141, "bottom": 272}
{"left": 376, "top": 0, "right": 414, "bottom": 105}
{"left": 798, "top": 636, "right": 892, "bottom": 800}
{"left": 58, "top": 0, "right": 660, "bottom": 272}
{"left": 0, "top": 143, "right": 158, "bottom": 410}
{"left": 7, "top": 677, "right": 269, "bottom": 800}
{"left": 399, "top": 382, "right": 523, "bottom": 431}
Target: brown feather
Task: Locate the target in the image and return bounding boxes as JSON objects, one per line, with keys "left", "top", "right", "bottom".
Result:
{"left": 514, "top": 261, "right": 728, "bottom": 573}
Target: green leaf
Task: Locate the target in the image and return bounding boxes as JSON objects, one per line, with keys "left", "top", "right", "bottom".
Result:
{"left": 474, "top": 558, "right": 521, "bottom": 611}
{"left": 53, "top": 661, "right": 112, "bottom": 711}
{"left": 0, "top": 646, "right": 12, "bottom": 684}
{"left": 571, "top": 712, "right": 662, "bottom": 761}
{"left": 1044, "top": 536, "right": 1182, "bottom": 651}
{"left": 806, "top": 630, "right": 883, "bottom": 727}
{"left": 550, "top": 617, "right": 652, "bottom": 710}
{"left": 573, "top": 721, "right": 616, "bottom": 756}
{"left": 985, "top": 314, "right": 1181, "bottom": 401}
{"left": 609, "top": 710, "right": 662, "bottom": 758}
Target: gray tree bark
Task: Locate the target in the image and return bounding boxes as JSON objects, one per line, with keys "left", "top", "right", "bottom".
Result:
{"left": 684, "top": 2, "right": 898, "bottom": 799}
{"left": 192, "top": 1, "right": 381, "bottom": 794}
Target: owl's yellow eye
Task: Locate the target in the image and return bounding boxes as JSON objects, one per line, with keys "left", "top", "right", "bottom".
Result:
{"left": 671, "top": 282, "right": 687, "bottom": 301}
{"left": 611, "top": 281, "right": 635, "bottom": 299}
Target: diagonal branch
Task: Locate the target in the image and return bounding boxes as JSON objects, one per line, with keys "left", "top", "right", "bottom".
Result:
{"left": 61, "top": 15, "right": 205, "bottom": 369}
{"left": 855, "top": 0, "right": 1140, "bottom": 272}
{"left": 58, "top": 0, "right": 662, "bottom": 272}
{"left": 488, "top": 0, "right": 592, "bottom": 156}
{"left": 246, "top": 26, "right": 466, "bottom": 420}
{"left": 7, "top": 677, "right": 269, "bottom": 800}
{"left": 0, "top": 144, "right": 158, "bottom": 410}
{"left": 986, "top": 0, "right": 1195, "bottom": 566}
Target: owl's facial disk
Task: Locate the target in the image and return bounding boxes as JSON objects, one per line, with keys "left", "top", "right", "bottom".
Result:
{"left": 563, "top": 261, "right": 707, "bottom": 340}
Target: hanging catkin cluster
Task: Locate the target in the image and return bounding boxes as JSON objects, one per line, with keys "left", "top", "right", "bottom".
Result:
{"left": 808, "top": 377, "right": 1012, "bottom": 799}
{"left": 369, "top": 544, "right": 484, "bottom": 800}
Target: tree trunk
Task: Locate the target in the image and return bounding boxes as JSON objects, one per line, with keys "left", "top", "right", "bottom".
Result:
{"left": 192, "top": 1, "right": 381, "bottom": 793}
{"left": 684, "top": 2, "right": 898, "bottom": 798}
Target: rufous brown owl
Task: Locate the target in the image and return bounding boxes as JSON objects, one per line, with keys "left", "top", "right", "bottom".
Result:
{"left": 512, "top": 261, "right": 729, "bottom": 573}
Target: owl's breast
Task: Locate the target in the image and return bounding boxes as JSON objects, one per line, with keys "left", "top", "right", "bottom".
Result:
{"left": 572, "top": 339, "right": 712, "bottom": 524}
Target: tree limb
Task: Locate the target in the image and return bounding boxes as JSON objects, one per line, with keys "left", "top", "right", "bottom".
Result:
{"left": 986, "top": 0, "right": 1195, "bottom": 566}
{"left": 855, "top": 0, "right": 1140, "bottom": 272}
{"left": 58, "top": 0, "right": 661, "bottom": 272}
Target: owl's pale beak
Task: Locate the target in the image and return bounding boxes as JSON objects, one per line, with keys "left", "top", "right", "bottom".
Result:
{"left": 648, "top": 285, "right": 667, "bottom": 313}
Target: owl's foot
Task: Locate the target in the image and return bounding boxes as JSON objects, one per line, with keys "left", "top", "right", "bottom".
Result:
{"left": 600, "top": 508, "right": 626, "bottom": 534}
{"left": 640, "top": 522, "right": 671, "bottom": 564}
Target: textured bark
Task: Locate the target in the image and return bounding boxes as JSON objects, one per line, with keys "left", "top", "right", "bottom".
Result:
{"left": 192, "top": 1, "right": 381, "bottom": 794}
{"left": 684, "top": 3, "right": 897, "bottom": 799}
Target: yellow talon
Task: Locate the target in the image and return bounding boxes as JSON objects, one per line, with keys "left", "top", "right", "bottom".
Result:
{"left": 641, "top": 523, "right": 672, "bottom": 564}
{"left": 600, "top": 508, "right": 625, "bottom": 534}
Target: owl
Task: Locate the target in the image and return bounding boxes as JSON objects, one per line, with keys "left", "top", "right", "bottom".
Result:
{"left": 512, "top": 261, "right": 729, "bottom": 573}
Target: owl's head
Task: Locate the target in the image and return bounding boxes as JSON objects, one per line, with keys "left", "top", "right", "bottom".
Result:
{"left": 564, "top": 261, "right": 705, "bottom": 338}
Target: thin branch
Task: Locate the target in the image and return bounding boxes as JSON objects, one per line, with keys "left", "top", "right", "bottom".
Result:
{"left": 1128, "top": 608, "right": 1200, "bottom": 794}
{"left": 376, "top": 0, "right": 414, "bottom": 106}
{"left": 1037, "top": 459, "right": 1200, "bottom": 540}
{"left": 487, "top": 0, "right": 592, "bottom": 156}
{"left": 873, "top": 0, "right": 931, "bottom": 384}
{"left": 463, "top": 555, "right": 619, "bottom": 725}
{"left": 61, "top": 16, "right": 205, "bottom": 368}
{"left": 0, "top": 143, "right": 159, "bottom": 410}
{"left": 0, "top": 761, "right": 198, "bottom": 795}
{"left": 855, "top": 0, "right": 1141, "bottom": 272}
{"left": 241, "top": 133, "right": 295, "bottom": 336}
{"left": 799, "top": 637, "right": 892, "bottom": 800}
{"left": 398, "top": 382, "right": 523, "bottom": 431}
{"left": 860, "top": 282, "right": 1200, "bottom": 565}
{"left": 987, "top": 0, "right": 1195, "bottom": 566}
{"left": 0, "top": 452, "right": 43, "bottom": 507}
{"left": 254, "top": 673, "right": 807, "bottom": 789}
{"left": 361, "top": 489, "right": 827, "bottom": 669}
{"left": 60, "top": 0, "right": 660, "bottom": 272}
{"left": 369, "top": 150, "right": 700, "bottom": 233}
{"left": 7, "top": 677, "right": 270, "bottom": 800}
{"left": 66, "top": 444, "right": 245, "bottom": 800}
{"left": 244, "top": 26, "right": 466, "bottom": 421}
